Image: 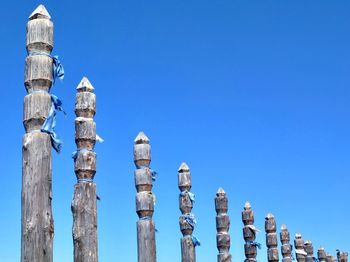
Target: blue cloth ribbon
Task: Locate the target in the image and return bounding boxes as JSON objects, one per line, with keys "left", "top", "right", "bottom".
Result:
{"left": 184, "top": 213, "right": 197, "bottom": 229}
{"left": 78, "top": 178, "right": 93, "bottom": 183}
{"left": 192, "top": 235, "right": 201, "bottom": 247}
{"left": 246, "top": 241, "right": 262, "bottom": 249}
{"left": 52, "top": 55, "right": 64, "bottom": 83}
{"left": 181, "top": 191, "right": 195, "bottom": 203}
{"left": 41, "top": 94, "right": 65, "bottom": 153}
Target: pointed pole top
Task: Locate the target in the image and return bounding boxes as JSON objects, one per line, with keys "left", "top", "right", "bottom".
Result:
{"left": 244, "top": 201, "right": 251, "bottom": 210}
{"left": 295, "top": 233, "right": 302, "bottom": 239}
{"left": 305, "top": 240, "right": 312, "bottom": 245}
{"left": 134, "top": 131, "right": 150, "bottom": 144}
{"left": 29, "top": 4, "right": 51, "bottom": 20}
{"left": 280, "top": 224, "right": 288, "bottom": 230}
{"left": 265, "top": 213, "right": 274, "bottom": 219}
{"left": 77, "top": 77, "right": 94, "bottom": 92}
{"left": 216, "top": 187, "right": 226, "bottom": 196}
{"left": 178, "top": 162, "right": 190, "bottom": 172}
{"left": 319, "top": 247, "right": 325, "bottom": 250}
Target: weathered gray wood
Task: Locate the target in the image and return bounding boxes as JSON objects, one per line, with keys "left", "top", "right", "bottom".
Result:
{"left": 72, "top": 77, "right": 98, "bottom": 262}
{"left": 215, "top": 188, "right": 231, "bottom": 262}
{"left": 265, "top": 213, "right": 279, "bottom": 262}
{"left": 21, "top": 5, "right": 54, "bottom": 262}
{"left": 178, "top": 163, "right": 197, "bottom": 262}
{"left": 280, "top": 224, "right": 293, "bottom": 262}
{"left": 294, "top": 233, "right": 307, "bottom": 262}
{"left": 304, "top": 240, "right": 314, "bottom": 262}
{"left": 72, "top": 183, "right": 98, "bottom": 262}
{"left": 242, "top": 201, "right": 259, "bottom": 262}
{"left": 134, "top": 132, "right": 156, "bottom": 262}
{"left": 337, "top": 250, "right": 349, "bottom": 262}
{"left": 317, "top": 247, "right": 327, "bottom": 262}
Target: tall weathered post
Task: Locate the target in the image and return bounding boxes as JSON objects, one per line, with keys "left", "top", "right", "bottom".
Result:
{"left": 326, "top": 253, "right": 333, "bottom": 262}
{"left": 134, "top": 132, "right": 156, "bottom": 262}
{"left": 337, "top": 250, "right": 349, "bottom": 262}
{"left": 242, "top": 202, "right": 260, "bottom": 262}
{"left": 304, "top": 240, "right": 314, "bottom": 262}
{"left": 71, "top": 77, "right": 98, "bottom": 262}
{"left": 215, "top": 188, "right": 231, "bottom": 262}
{"left": 294, "top": 233, "right": 307, "bottom": 262}
{"left": 265, "top": 213, "right": 279, "bottom": 262}
{"left": 22, "top": 5, "right": 54, "bottom": 262}
{"left": 280, "top": 224, "right": 293, "bottom": 262}
{"left": 178, "top": 163, "right": 199, "bottom": 262}
{"left": 317, "top": 247, "right": 327, "bottom": 262}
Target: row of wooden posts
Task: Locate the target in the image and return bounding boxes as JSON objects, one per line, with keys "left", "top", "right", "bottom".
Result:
{"left": 21, "top": 5, "right": 348, "bottom": 262}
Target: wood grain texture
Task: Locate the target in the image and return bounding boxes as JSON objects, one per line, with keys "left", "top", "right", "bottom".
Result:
{"left": 215, "top": 188, "right": 231, "bottom": 262}
{"left": 134, "top": 132, "right": 156, "bottom": 262}
{"left": 21, "top": 5, "right": 54, "bottom": 262}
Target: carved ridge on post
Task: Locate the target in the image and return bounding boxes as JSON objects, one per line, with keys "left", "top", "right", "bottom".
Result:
{"left": 215, "top": 188, "right": 231, "bottom": 262}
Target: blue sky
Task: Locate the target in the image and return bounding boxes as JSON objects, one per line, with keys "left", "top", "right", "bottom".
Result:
{"left": 1, "top": 1, "right": 349, "bottom": 261}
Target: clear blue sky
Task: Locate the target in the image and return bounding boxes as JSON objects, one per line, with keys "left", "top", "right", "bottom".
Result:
{"left": 1, "top": 1, "right": 349, "bottom": 261}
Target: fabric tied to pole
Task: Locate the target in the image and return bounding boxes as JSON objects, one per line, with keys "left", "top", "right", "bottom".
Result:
{"left": 181, "top": 190, "right": 195, "bottom": 203}
{"left": 41, "top": 94, "right": 65, "bottom": 153}
{"left": 77, "top": 178, "right": 93, "bottom": 183}
{"left": 246, "top": 241, "right": 262, "bottom": 249}
{"left": 72, "top": 148, "right": 94, "bottom": 161}
{"left": 28, "top": 52, "right": 64, "bottom": 83}
{"left": 139, "top": 166, "right": 157, "bottom": 181}
{"left": 140, "top": 216, "right": 152, "bottom": 221}
{"left": 192, "top": 235, "right": 201, "bottom": 247}
{"left": 184, "top": 213, "right": 197, "bottom": 229}
{"left": 296, "top": 249, "right": 308, "bottom": 256}
{"left": 52, "top": 55, "right": 64, "bottom": 83}
{"left": 313, "top": 257, "right": 319, "bottom": 262}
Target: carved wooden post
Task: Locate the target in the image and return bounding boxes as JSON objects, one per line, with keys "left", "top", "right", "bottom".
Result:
{"left": 294, "top": 233, "right": 307, "bottom": 262}
{"left": 242, "top": 202, "right": 259, "bottom": 262}
{"left": 134, "top": 132, "right": 156, "bottom": 262}
{"left": 337, "top": 250, "right": 349, "bottom": 262}
{"left": 326, "top": 253, "right": 333, "bottom": 262}
{"left": 71, "top": 77, "right": 98, "bottom": 262}
{"left": 215, "top": 188, "right": 231, "bottom": 262}
{"left": 304, "top": 240, "right": 314, "bottom": 262}
{"left": 22, "top": 5, "right": 54, "bottom": 262}
{"left": 265, "top": 213, "right": 279, "bottom": 262}
{"left": 178, "top": 163, "right": 198, "bottom": 262}
{"left": 280, "top": 224, "right": 293, "bottom": 262}
{"left": 317, "top": 247, "right": 327, "bottom": 262}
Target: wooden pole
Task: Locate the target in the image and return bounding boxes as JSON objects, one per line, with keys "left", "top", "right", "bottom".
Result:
{"left": 242, "top": 201, "right": 259, "bottom": 262}
{"left": 294, "top": 233, "right": 307, "bottom": 262}
{"left": 134, "top": 132, "right": 156, "bottom": 262}
{"left": 71, "top": 77, "right": 98, "bottom": 262}
{"left": 280, "top": 224, "right": 293, "bottom": 262}
{"left": 317, "top": 247, "right": 327, "bottom": 262}
{"left": 178, "top": 162, "right": 197, "bottom": 262}
{"left": 265, "top": 213, "right": 279, "bottom": 262}
{"left": 22, "top": 5, "right": 54, "bottom": 262}
{"left": 337, "top": 250, "right": 349, "bottom": 262}
{"left": 326, "top": 253, "right": 333, "bottom": 262}
{"left": 304, "top": 240, "right": 314, "bottom": 262}
{"left": 215, "top": 188, "right": 231, "bottom": 262}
